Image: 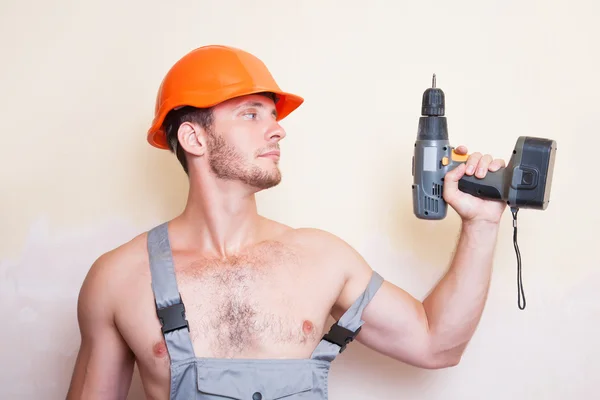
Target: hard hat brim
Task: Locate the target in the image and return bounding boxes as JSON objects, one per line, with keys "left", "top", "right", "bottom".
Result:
{"left": 147, "top": 87, "right": 304, "bottom": 150}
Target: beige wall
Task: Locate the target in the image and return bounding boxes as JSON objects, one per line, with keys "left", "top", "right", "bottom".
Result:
{"left": 1, "top": 0, "right": 598, "bottom": 398}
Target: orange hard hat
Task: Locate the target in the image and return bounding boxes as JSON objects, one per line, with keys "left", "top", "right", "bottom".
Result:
{"left": 147, "top": 45, "right": 304, "bottom": 149}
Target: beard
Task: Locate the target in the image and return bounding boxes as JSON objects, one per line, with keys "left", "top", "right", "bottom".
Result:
{"left": 206, "top": 129, "right": 282, "bottom": 190}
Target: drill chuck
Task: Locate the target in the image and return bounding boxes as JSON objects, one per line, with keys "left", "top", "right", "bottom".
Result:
{"left": 421, "top": 74, "right": 445, "bottom": 116}
{"left": 416, "top": 74, "right": 449, "bottom": 143}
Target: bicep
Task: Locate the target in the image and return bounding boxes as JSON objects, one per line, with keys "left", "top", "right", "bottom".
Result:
{"left": 67, "top": 257, "right": 135, "bottom": 399}
{"left": 350, "top": 281, "right": 436, "bottom": 368}
{"left": 329, "top": 243, "right": 435, "bottom": 368}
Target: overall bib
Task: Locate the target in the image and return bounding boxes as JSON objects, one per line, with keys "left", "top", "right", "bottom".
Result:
{"left": 147, "top": 223, "right": 384, "bottom": 400}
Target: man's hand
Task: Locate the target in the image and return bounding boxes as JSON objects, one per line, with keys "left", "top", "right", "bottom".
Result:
{"left": 443, "top": 145, "right": 507, "bottom": 225}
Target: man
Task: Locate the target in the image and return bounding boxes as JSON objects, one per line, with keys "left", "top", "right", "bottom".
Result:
{"left": 67, "top": 45, "right": 506, "bottom": 399}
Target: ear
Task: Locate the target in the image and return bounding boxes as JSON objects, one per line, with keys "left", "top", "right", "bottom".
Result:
{"left": 177, "top": 122, "right": 206, "bottom": 157}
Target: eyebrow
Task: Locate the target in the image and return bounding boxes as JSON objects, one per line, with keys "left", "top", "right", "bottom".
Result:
{"left": 233, "top": 101, "right": 277, "bottom": 118}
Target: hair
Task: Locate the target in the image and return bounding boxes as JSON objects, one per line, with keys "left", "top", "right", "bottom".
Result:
{"left": 163, "top": 106, "right": 213, "bottom": 175}
{"left": 162, "top": 92, "right": 279, "bottom": 175}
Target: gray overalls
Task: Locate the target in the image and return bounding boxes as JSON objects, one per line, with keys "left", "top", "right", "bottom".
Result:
{"left": 147, "top": 222, "right": 384, "bottom": 399}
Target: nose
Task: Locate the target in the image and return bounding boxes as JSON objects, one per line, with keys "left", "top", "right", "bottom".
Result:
{"left": 265, "top": 120, "right": 286, "bottom": 142}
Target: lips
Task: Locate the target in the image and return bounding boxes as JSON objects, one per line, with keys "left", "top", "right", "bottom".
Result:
{"left": 259, "top": 150, "right": 280, "bottom": 157}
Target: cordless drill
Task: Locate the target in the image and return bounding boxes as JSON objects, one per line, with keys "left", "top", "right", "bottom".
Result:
{"left": 411, "top": 75, "right": 558, "bottom": 310}
{"left": 412, "top": 74, "right": 557, "bottom": 220}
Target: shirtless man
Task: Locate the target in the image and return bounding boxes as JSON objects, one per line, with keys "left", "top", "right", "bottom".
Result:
{"left": 66, "top": 45, "right": 507, "bottom": 399}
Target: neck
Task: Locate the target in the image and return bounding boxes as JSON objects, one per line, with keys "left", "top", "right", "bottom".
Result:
{"left": 175, "top": 174, "right": 263, "bottom": 258}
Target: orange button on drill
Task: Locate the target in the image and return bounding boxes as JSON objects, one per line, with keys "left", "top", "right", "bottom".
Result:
{"left": 442, "top": 150, "right": 468, "bottom": 166}
{"left": 451, "top": 149, "right": 469, "bottom": 162}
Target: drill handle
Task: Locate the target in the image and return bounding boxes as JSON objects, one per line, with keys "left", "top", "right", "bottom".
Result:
{"left": 457, "top": 167, "right": 507, "bottom": 201}
{"left": 444, "top": 148, "right": 507, "bottom": 201}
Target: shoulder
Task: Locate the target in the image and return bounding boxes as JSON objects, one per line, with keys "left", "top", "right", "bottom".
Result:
{"left": 77, "top": 231, "right": 149, "bottom": 321}
{"left": 281, "top": 227, "right": 377, "bottom": 312}
{"left": 85, "top": 231, "right": 148, "bottom": 283}
{"left": 261, "top": 219, "right": 349, "bottom": 256}
{"left": 259, "top": 218, "right": 376, "bottom": 281}
{"left": 283, "top": 227, "right": 369, "bottom": 267}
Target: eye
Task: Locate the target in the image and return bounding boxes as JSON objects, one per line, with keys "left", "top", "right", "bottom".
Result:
{"left": 243, "top": 112, "right": 258, "bottom": 120}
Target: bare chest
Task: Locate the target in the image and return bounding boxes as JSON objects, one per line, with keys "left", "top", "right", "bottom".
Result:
{"left": 114, "top": 238, "right": 343, "bottom": 398}
{"left": 167, "top": 242, "right": 333, "bottom": 359}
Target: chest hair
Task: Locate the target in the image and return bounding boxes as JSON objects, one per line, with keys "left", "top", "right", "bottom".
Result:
{"left": 173, "top": 241, "right": 317, "bottom": 357}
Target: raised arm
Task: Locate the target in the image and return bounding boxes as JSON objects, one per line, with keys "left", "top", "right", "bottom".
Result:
{"left": 66, "top": 254, "right": 135, "bottom": 399}
{"left": 331, "top": 146, "right": 506, "bottom": 369}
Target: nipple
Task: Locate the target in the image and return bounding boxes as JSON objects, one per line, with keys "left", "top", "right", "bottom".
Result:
{"left": 153, "top": 340, "right": 168, "bottom": 358}
{"left": 302, "top": 320, "right": 314, "bottom": 335}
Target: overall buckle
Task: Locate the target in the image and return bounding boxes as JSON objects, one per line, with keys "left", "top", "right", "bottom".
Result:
{"left": 156, "top": 298, "right": 189, "bottom": 335}
{"left": 322, "top": 322, "right": 361, "bottom": 353}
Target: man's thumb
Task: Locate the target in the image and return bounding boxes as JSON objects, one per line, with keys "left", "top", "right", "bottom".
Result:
{"left": 444, "top": 163, "right": 466, "bottom": 190}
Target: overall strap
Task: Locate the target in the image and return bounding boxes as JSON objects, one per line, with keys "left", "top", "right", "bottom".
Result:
{"left": 147, "top": 222, "right": 195, "bottom": 363}
{"left": 311, "top": 270, "right": 384, "bottom": 362}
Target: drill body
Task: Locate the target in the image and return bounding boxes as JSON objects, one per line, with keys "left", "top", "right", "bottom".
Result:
{"left": 412, "top": 76, "right": 557, "bottom": 219}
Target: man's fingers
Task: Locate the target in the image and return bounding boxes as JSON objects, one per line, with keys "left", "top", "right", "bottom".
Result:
{"left": 475, "top": 154, "right": 493, "bottom": 178}
{"left": 445, "top": 162, "right": 466, "bottom": 183}
{"left": 465, "top": 152, "right": 482, "bottom": 176}
{"left": 454, "top": 145, "right": 468, "bottom": 155}
{"left": 443, "top": 163, "right": 466, "bottom": 202}
{"left": 489, "top": 158, "right": 506, "bottom": 171}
